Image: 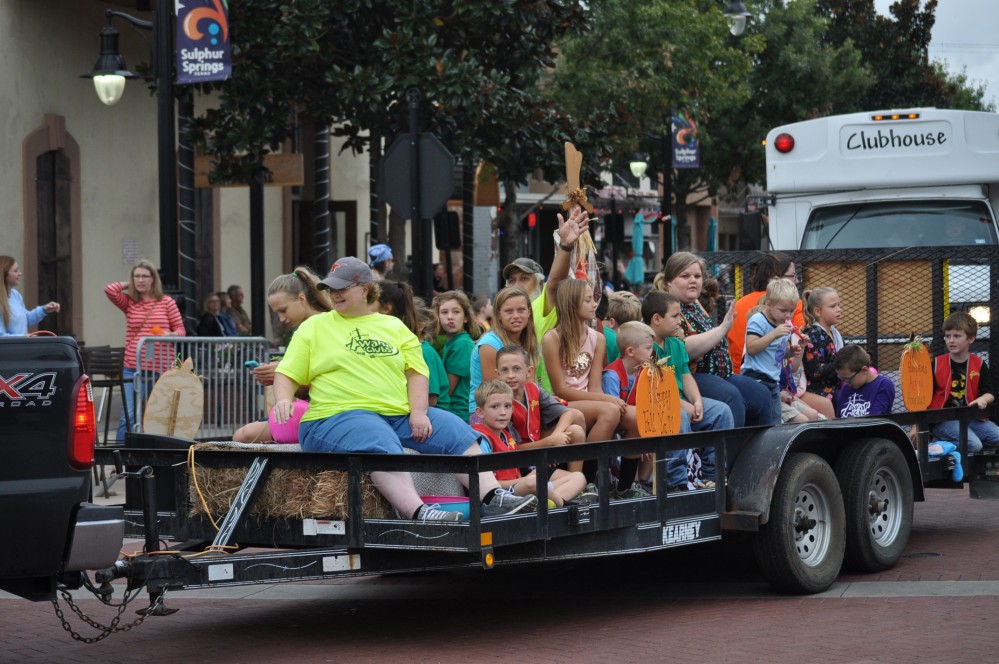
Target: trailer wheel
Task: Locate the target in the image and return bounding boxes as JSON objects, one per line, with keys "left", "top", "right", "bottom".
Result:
{"left": 754, "top": 453, "right": 845, "bottom": 594}
{"left": 835, "top": 438, "right": 913, "bottom": 573}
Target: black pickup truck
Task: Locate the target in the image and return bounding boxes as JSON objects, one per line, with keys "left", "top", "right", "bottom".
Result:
{"left": 0, "top": 336, "right": 124, "bottom": 601}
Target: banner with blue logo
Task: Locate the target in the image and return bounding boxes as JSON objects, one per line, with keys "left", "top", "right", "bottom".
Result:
{"left": 176, "top": 0, "right": 231, "bottom": 85}
{"left": 671, "top": 110, "right": 700, "bottom": 169}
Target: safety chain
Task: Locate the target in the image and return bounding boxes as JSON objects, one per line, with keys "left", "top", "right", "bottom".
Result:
{"left": 50, "top": 584, "right": 166, "bottom": 644}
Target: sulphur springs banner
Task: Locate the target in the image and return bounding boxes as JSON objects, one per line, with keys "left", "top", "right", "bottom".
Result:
{"left": 671, "top": 110, "right": 700, "bottom": 169}
{"left": 176, "top": 0, "right": 231, "bottom": 85}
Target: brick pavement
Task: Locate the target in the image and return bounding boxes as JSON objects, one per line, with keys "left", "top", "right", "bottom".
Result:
{"left": 2, "top": 487, "right": 997, "bottom": 663}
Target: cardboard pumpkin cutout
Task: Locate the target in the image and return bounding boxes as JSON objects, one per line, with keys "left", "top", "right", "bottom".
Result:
{"left": 900, "top": 334, "right": 933, "bottom": 412}
{"left": 143, "top": 357, "right": 205, "bottom": 438}
{"left": 635, "top": 358, "right": 682, "bottom": 437}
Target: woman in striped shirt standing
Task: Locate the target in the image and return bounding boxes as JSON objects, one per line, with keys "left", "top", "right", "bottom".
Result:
{"left": 105, "top": 259, "right": 186, "bottom": 441}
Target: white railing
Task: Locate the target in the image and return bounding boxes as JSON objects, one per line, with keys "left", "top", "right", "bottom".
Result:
{"left": 135, "top": 336, "right": 272, "bottom": 439}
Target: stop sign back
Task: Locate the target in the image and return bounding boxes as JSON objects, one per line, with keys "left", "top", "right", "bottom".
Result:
{"left": 378, "top": 133, "right": 455, "bottom": 220}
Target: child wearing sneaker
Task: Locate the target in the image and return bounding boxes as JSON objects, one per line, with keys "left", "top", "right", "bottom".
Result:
{"left": 472, "top": 380, "right": 587, "bottom": 507}
{"left": 929, "top": 312, "right": 999, "bottom": 452}
{"left": 833, "top": 344, "right": 895, "bottom": 418}
{"left": 641, "top": 292, "right": 731, "bottom": 490}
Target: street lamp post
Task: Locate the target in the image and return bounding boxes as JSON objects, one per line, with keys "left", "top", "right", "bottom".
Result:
{"left": 84, "top": 5, "right": 179, "bottom": 293}
{"left": 83, "top": 5, "right": 217, "bottom": 337}
{"left": 626, "top": 0, "right": 751, "bottom": 263}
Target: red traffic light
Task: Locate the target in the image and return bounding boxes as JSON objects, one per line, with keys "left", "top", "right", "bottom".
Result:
{"left": 527, "top": 212, "right": 537, "bottom": 228}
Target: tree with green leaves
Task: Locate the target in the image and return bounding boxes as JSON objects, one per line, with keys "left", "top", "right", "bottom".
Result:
{"left": 815, "top": 0, "right": 994, "bottom": 111}
{"left": 549, "top": 0, "right": 760, "bottom": 249}
{"left": 700, "top": 0, "right": 872, "bottom": 198}
{"left": 188, "top": 0, "right": 618, "bottom": 271}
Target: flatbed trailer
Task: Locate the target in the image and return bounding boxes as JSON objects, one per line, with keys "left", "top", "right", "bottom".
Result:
{"left": 88, "top": 403, "right": 997, "bottom": 614}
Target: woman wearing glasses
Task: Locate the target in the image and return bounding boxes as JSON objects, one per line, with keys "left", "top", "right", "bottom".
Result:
{"left": 105, "top": 259, "right": 186, "bottom": 440}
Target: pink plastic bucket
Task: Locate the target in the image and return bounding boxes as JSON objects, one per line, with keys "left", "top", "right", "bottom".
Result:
{"left": 268, "top": 399, "right": 308, "bottom": 444}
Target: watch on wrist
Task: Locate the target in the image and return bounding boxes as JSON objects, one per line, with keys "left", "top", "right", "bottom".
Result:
{"left": 558, "top": 242, "right": 574, "bottom": 253}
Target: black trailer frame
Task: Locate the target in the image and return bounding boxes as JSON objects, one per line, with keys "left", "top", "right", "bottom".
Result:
{"left": 93, "top": 407, "right": 993, "bottom": 598}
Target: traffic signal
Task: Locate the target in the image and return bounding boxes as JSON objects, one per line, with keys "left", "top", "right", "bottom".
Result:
{"left": 525, "top": 211, "right": 538, "bottom": 230}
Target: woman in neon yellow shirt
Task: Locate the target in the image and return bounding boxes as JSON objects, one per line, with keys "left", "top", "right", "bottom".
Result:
{"left": 272, "top": 257, "right": 536, "bottom": 522}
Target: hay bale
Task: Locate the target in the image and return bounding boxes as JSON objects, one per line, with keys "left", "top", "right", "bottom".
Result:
{"left": 187, "top": 443, "right": 395, "bottom": 520}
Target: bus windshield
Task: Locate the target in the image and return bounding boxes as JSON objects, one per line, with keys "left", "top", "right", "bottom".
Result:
{"left": 801, "top": 200, "right": 997, "bottom": 249}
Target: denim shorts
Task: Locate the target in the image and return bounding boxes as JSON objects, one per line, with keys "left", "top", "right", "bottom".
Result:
{"left": 299, "top": 407, "right": 480, "bottom": 455}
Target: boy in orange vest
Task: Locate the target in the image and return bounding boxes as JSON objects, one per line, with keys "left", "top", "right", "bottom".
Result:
{"left": 929, "top": 312, "right": 999, "bottom": 452}
{"left": 495, "top": 344, "right": 586, "bottom": 451}
{"left": 471, "top": 379, "right": 588, "bottom": 507}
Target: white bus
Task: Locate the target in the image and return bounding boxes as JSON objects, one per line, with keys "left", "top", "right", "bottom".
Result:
{"left": 764, "top": 108, "right": 999, "bottom": 323}
{"left": 765, "top": 108, "right": 999, "bottom": 251}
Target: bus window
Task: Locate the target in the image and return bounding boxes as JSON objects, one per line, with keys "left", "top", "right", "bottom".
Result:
{"left": 801, "top": 200, "right": 997, "bottom": 249}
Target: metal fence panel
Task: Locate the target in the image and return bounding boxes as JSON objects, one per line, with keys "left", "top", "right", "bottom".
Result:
{"left": 701, "top": 247, "right": 997, "bottom": 413}
{"left": 135, "top": 336, "right": 272, "bottom": 439}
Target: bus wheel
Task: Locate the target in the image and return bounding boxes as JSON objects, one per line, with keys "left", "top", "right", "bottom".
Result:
{"left": 835, "top": 438, "right": 913, "bottom": 573}
{"left": 754, "top": 453, "right": 845, "bottom": 594}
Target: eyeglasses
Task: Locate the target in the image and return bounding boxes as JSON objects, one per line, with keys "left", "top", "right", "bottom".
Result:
{"left": 783, "top": 271, "right": 799, "bottom": 283}
{"left": 838, "top": 370, "right": 860, "bottom": 384}
{"left": 329, "top": 282, "right": 361, "bottom": 296}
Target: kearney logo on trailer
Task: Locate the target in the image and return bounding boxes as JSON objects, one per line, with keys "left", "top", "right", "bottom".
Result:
{"left": 662, "top": 519, "right": 702, "bottom": 545}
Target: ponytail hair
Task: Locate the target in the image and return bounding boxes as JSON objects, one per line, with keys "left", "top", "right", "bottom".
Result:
{"left": 267, "top": 266, "right": 332, "bottom": 313}
{"left": 802, "top": 287, "right": 837, "bottom": 326}
{"left": 378, "top": 280, "right": 420, "bottom": 335}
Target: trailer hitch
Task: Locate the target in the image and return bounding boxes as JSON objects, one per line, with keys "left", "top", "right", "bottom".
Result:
{"left": 110, "top": 451, "right": 177, "bottom": 615}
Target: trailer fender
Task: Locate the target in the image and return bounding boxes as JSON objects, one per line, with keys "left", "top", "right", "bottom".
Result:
{"left": 723, "top": 419, "right": 922, "bottom": 531}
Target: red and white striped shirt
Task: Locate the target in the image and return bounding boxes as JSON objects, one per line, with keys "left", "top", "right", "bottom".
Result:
{"left": 104, "top": 282, "right": 185, "bottom": 371}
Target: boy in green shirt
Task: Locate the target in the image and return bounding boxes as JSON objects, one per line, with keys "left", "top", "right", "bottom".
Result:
{"left": 641, "top": 290, "right": 730, "bottom": 489}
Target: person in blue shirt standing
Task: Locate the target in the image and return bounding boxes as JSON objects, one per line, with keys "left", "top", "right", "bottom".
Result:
{"left": 0, "top": 255, "right": 59, "bottom": 336}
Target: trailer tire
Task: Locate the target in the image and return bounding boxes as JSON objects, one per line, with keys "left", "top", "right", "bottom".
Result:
{"left": 754, "top": 453, "right": 845, "bottom": 594}
{"left": 835, "top": 438, "right": 913, "bottom": 573}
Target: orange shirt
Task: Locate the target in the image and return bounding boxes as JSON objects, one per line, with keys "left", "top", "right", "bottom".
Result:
{"left": 727, "top": 291, "right": 805, "bottom": 374}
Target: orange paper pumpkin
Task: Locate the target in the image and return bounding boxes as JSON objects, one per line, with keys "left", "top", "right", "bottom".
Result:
{"left": 900, "top": 336, "right": 933, "bottom": 412}
{"left": 635, "top": 360, "right": 682, "bottom": 437}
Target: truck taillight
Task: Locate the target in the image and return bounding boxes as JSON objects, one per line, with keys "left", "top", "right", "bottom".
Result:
{"left": 774, "top": 133, "right": 795, "bottom": 154}
{"left": 70, "top": 375, "right": 96, "bottom": 470}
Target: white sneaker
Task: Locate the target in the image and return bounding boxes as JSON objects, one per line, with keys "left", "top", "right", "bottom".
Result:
{"left": 417, "top": 504, "right": 464, "bottom": 522}
{"left": 480, "top": 491, "right": 537, "bottom": 517}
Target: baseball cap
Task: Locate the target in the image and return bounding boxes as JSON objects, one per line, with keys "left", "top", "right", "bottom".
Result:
{"left": 502, "top": 257, "right": 544, "bottom": 281}
{"left": 368, "top": 243, "right": 393, "bottom": 266}
{"left": 318, "top": 257, "right": 373, "bottom": 290}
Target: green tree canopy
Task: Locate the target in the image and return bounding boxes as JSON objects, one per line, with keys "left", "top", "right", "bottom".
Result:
{"left": 189, "top": 0, "right": 608, "bottom": 188}
{"left": 815, "top": 0, "right": 994, "bottom": 111}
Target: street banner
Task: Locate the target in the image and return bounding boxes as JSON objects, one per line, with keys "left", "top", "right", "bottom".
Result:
{"left": 176, "top": 0, "right": 231, "bottom": 84}
{"left": 672, "top": 110, "right": 700, "bottom": 169}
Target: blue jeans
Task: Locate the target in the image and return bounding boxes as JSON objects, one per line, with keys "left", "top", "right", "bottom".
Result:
{"left": 692, "top": 372, "right": 775, "bottom": 427}
{"left": 665, "top": 397, "right": 731, "bottom": 487}
{"left": 299, "top": 407, "right": 480, "bottom": 455}
{"left": 932, "top": 418, "right": 999, "bottom": 454}
{"left": 741, "top": 370, "right": 783, "bottom": 426}
{"left": 117, "top": 368, "right": 157, "bottom": 441}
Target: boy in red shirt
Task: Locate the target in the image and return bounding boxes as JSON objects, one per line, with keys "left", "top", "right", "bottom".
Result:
{"left": 471, "top": 379, "right": 588, "bottom": 507}
{"left": 929, "top": 312, "right": 999, "bottom": 452}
